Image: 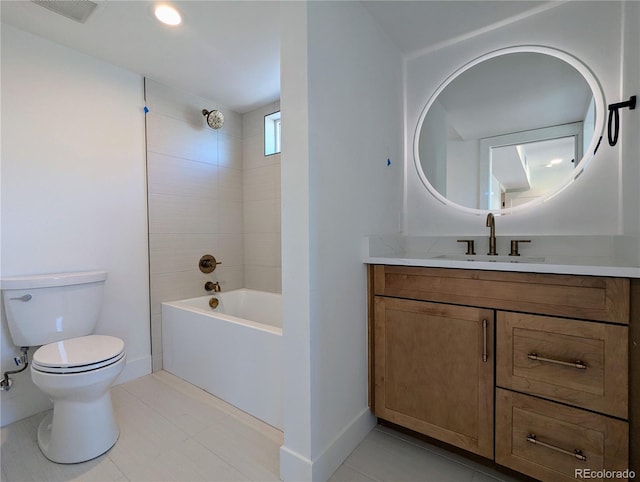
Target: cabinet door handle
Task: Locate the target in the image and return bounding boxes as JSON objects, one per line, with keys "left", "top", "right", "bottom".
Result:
{"left": 526, "top": 434, "right": 587, "bottom": 461}
{"left": 527, "top": 353, "right": 587, "bottom": 370}
{"left": 482, "top": 319, "right": 488, "bottom": 363}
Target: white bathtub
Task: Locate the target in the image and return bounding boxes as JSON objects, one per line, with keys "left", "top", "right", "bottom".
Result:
{"left": 162, "top": 289, "right": 282, "bottom": 429}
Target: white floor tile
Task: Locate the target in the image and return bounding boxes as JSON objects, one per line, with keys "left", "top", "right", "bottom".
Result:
{"left": 1, "top": 411, "right": 127, "bottom": 482}
{"left": 1, "top": 371, "right": 521, "bottom": 482}
{"left": 193, "top": 414, "right": 281, "bottom": 481}
{"left": 344, "top": 429, "right": 476, "bottom": 482}
{"left": 328, "top": 464, "right": 380, "bottom": 482}
{"left": 123, "top": 437, "right": 249, "bottom": 482}
{"left": 120, "top": 373, "right": 228, "bottom": 436}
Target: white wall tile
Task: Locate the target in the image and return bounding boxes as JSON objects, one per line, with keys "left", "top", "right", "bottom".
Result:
{"left": 244, "top": 199, "right": 279, "bottom": 234}
{"left": 219, "top": 200, "right": 244, "bottom": 234}
{"left": 219, "top": 234, "right": 245, "bottom": 266}
{"left": 148, "top": 193, "right": 219, "bottom": 234}
{"left": 147, "top": 114, "right": 218, "bottom": 165}
{"left": 215, "top": 265, "right": 244, "bottom": 291}
{"left": 218, "top": 132, "right": 243, "bottom": 170}
{"left": 244, "top": 164, "right": 279, "bottom": 201}
{"left": 150, "top": 271, "right": 212, "bottom": 314}
{"left": 241, "top": 103, "right": 281, "bottom": 294}
{"left": 218, "top": 166, "right": 244, "bottom": 202}
{"left": 244, "top": 266, "right": 278, "bottom": 293}
{"left": 147, "top": 152, "right": 218, "bottom": 199}
{"left": 244, "top": 233, "right": 280, "bottom": 266}
{"left": 149, "top": 233, "right": 218, "bottom": 275}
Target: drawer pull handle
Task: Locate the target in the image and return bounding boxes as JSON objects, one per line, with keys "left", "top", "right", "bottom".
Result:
{"left": 482, "top": 319, "right": 488, "bottom": 363}
{"left": 527, "top": 434, "right": 587, "bottom": 461}
{"left": 527, "top": 353, "right": 587, "bottom": 370}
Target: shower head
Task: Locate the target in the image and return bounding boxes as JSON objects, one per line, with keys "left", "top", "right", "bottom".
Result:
{"left": 202, "top": 109, "right": 224, "bottom": 130}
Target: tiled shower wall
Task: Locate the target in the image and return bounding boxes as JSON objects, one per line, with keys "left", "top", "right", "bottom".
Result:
{"left": 242, "top": 101, "right": 282, "bottom": 293}
{"left": 145, "top": 79, "right": 281, "bottom": 371}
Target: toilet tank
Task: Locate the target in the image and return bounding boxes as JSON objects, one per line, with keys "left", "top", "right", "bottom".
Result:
{"left": 1, "top": 271, "right": 107, "bottom": 347}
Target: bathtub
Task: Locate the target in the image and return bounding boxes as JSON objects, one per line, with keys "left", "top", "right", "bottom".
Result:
{"left": 162, "top": 289, "right": 282, "bottom": 429}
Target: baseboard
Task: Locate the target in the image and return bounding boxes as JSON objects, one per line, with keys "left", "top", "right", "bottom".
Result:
{"left": 280, "top": 408, "right": 377, "bottom": 481}
{"left": 115, "top": 354, "right": 151, "bottom": 385}
{"left": 311, "top": 408, "right": 377, "bottom": 481}
{"left": 280, "top": 445, "right": 313, "bottom": 482}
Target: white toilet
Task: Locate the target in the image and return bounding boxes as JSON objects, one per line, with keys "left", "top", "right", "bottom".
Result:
{"left": 1, "top": 270, "right": 126, "bottom": 464}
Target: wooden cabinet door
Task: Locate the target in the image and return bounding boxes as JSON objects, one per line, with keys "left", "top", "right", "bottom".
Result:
{"left": 373, "top": 296, "right": 494, "bottom": 458}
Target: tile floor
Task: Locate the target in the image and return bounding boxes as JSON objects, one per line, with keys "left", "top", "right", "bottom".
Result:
{"left": 1, "top": 371, "right": 521, "bottom": 482}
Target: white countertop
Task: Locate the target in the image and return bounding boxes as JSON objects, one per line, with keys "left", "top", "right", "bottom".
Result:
{"left": 363, "top": 236, "right": 640, "bottom": 278}
{"left": 364, "top": 254, "right": 640, "bottom": 278}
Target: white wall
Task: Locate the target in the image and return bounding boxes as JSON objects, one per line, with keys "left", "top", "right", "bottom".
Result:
{"left": 617, "top": 0, "right": 640, "bottom": 263}
{"left": 0, "top": 25, "right": 151, "bottom": 426}
{"left": 145, "top": 79, "right": 244, "bottom": 371}
{"left": 405, "top": 2, "right": 632, "bottom": 239}
{"left": 280, "top": 2, "right": 403, "bottom": 480}
{"left": 243, "top": 102, "right": 282, "bottom": 293}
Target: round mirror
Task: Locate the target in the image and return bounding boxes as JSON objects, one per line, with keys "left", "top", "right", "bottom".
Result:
{"left": 414, "top": 46, "right": 605, "bottom": 214}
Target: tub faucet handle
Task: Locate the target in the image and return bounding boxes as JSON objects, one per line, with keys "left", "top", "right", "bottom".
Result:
{"left": 199, "top": 255, "right": 221, "bottom": 273}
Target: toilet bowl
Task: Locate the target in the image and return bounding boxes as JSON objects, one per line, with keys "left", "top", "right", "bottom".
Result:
{"left": 30, "top": 335, "right": 126, "bottom": 463}
{"left": 1, "top": 270, "right": 126, "bottom": 463}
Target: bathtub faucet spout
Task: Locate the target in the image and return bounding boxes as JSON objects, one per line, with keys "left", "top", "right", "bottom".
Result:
{"left": 205, "top": 281, "right": 221, "bottom": 292}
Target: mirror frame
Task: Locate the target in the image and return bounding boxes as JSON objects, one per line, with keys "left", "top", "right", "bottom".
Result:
{"left": 413, "top": 45, "right": 606, "bottom": 215}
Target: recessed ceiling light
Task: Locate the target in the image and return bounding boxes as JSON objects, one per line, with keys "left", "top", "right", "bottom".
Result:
{"left": 154, "top": 4, "right": 181, "bottom": 26}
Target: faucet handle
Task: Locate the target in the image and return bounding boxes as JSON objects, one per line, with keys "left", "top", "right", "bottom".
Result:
{"left": 457, "top": 239, "right": 476, "bottom": 255}
{"left": 199, "top": 254, "right": 221, "bottom": 273}
{"left": 509, "top": 239, "right": 531, "bottom": 256}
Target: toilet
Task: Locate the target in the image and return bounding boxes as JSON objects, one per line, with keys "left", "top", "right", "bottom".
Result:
{"left": 1, "top": 270, "right": 126, "bottom": 464}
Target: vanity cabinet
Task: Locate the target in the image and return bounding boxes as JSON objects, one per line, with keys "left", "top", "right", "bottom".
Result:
{"left": 368, "top": 265, "right": 635, "bottom": 482}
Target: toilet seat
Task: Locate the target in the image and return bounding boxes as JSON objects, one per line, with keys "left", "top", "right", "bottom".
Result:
{"left": 32, "top": 335, "right": 125, "bottom": 374}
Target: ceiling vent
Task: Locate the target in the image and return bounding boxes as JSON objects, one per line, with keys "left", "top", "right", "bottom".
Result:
{"left": 31, "top": 1, "right": 99, "bottom": 24}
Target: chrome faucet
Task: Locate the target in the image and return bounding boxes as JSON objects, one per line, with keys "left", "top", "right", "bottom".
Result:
{"left": 486, "top": 213, "right": 497, "bottom": 255}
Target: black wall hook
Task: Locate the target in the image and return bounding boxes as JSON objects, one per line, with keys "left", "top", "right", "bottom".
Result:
{"left": 607, "top": 95, "right": 636, "bottom": 147}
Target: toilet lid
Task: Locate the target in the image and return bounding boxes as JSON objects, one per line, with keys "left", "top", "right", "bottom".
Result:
{"left": 33, "top": 335, "right": 125, "bottom": 374}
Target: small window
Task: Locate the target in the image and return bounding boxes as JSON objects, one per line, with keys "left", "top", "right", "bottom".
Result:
{"left": 264, "top": 111, "right": 281, "bottom": 156}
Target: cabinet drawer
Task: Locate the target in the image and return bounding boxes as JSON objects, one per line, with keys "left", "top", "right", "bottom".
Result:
{"left": 496, "top": 389, "right": 629, "bottom": 482}
{"left": 373, "top": 266, "right": 629, "bottom": 323}
{"left": 496, "top": 312, "right": 628, "bottom": 418}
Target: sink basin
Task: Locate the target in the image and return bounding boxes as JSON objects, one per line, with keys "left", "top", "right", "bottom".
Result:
{"left": 433, "top": 254, "right": 546, "bottom": 264}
